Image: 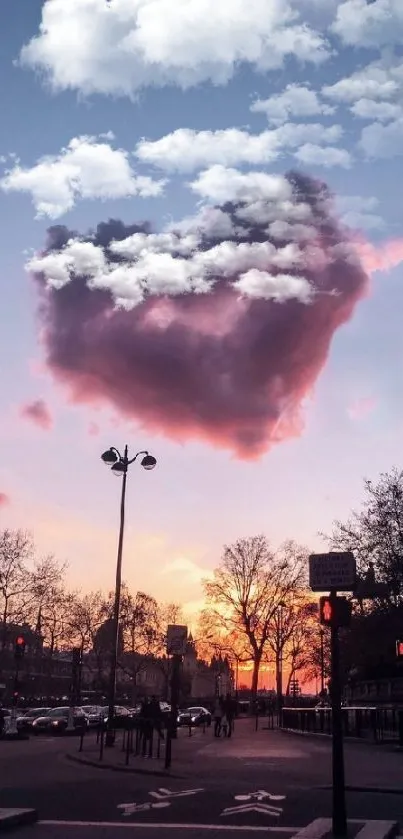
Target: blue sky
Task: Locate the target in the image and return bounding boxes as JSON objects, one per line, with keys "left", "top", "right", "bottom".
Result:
{"left": 1, "top": 0, "right": 403, "bottom": 616}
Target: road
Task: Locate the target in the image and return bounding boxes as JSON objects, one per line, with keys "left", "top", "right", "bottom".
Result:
{"left": 2, "top": 720, "right": 403, "bottom": 838}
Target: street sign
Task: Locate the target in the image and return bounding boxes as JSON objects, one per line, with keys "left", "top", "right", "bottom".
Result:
{"left": 166, "top": 624, "right": 188, "bottom": 656}
{"left": 309, "top": 552, "right": 356, "bottom": 592}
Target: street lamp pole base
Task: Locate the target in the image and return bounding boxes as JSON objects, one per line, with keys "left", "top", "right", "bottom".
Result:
{"left": 105, "top": 731, "right": 115, "bottom": 747}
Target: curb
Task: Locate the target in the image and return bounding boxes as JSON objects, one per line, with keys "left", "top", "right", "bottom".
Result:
{"left": 0, "top": 809, "right": 38, "bottom": 832}
{"left": 317, "top": 784, "right": 403, "bottom": 796}
{"left": 280, "top": 728, "right": 379, "bottom": 746}
{"left": 66, "top": 752, "right": 185, "bottom": 779}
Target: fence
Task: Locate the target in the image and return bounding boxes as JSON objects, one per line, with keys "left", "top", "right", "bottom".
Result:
{"left": 281, "top": 705, "right": 403, "bottom": 745}
{"left": 78, "top": 717, "right": 167, "bottom": 767}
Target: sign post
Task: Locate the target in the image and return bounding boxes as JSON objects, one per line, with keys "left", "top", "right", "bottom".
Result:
{"left": 309, "top": 553, "right": 356, "bottom": 838}
{"left": 330, "top": 589, "right": 347, "bottom": 838}
{"left": 165, "top": 625, "right": 188, "bottom": 767}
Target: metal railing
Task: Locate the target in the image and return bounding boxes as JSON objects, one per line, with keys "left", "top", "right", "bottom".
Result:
{"left": 281, "top": 705, "right": 403, "bottom": 744}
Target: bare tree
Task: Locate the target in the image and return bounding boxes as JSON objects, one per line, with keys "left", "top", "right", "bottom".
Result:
{"left": 204, "top": 536, "right": 306, "bottom": 695}
{"left": 324, "top": 469, "right": 403, "bottom": 605}
{"left": 0, "top": 529, "right": 34, "bottom": 658}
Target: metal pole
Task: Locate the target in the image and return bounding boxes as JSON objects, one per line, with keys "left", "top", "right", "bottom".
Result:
{"left": 330, "top": 590, "right": 347, "bottom": 837}
{"left": 106, "top": 445, "right": 128, "bottom": 747}
{"left": 320, "top": 629, "right": 325, "bottom": 695}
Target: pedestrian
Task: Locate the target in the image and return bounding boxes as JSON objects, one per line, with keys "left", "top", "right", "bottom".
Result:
{"left": 224, "top": 693, "right": 236, "bottom": 738}
{"left": 213, "top": 698, "right": 223, "bottom": 737}
{"left": 149, "top": 695, "right": 164, "bottom": 740}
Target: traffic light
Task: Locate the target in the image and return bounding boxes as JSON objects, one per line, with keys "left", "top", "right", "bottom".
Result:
{"left": 396, "top": 640, "right": 403, "bottom": 658}
{"left": 14, "top": 636, "right": 26, "bottom": 660}
{"left": 319, "top": 596, "right": 351, "bottom": 628}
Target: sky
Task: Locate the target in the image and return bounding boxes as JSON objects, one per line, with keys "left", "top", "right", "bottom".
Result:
{"left": 1, "top": 0, "right": 403, "bottom": 622}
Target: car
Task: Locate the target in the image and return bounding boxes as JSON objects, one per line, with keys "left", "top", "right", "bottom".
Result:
{"left": 16, "top": 707, "right": 51, "bottom": 731}
{"left": 32, "top": 706, "right": 88, "bottom": 734}
{"left": 95, "top": 705, "right": 131, "bottom": 729}
{"left": 177, "top": 706, "right": 212, "bottom": 727}
{"left": 81, "top": 705, "right": 104, "bottom": 728}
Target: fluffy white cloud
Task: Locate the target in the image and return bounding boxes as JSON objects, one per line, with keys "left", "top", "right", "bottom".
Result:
{"left": 233, "top": 269, "right": 313, "bottom": 303}
{"left": 19, "top": 0, "right": 329, "bottom": 98}
{"left": 350, "top": 99, "right": 403, "bottom": 122}
{"left": 322, "top": 69, "right": 398, "bottom": 103}
{"left": 251, "top": 83, "right": 335, "bottom": 124}
{"left": 135, "top": 123, "right": 343, "bottom": 172}
{"left": 359, "top": 117, "right": 403, "bottom": 158}
{"left": 0, "top": 135, "right": 166, "bottom": 218}
{"left": 332, "top": 0, "right": 403, "bottom": 48}
{"left": 189, "top": 166, "right": 293, "bottom": 204}
{"left": 26, "top": 168, "right": 326, "bottom": 309}
{"left": 336, "top": 195, "right": 385, "bottom": 230}
{"left": 293, "top": 143, "right": 352, "bottom": 168}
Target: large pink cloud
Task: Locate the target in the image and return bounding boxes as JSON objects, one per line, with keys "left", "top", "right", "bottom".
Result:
{"left": 29, "top": 172, "right": 370, "bottom": 459}
{"left": 20, "top": 398, "right": 53, "bottom": 430}
{"left": 0, "top": 492, "right": 10, "bottom": 507}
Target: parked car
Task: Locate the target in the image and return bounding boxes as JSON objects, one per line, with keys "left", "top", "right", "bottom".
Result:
{"left": 32, "top": 706, "right": 88, "bottom": 734}
{"left": 16, "top": 708, "right": 51, "bottom": 732}
{"left": 94, "top": 705, "right": 132, "bottom": 729}
{"left": 177, "top": 706, "right": 212, "bottom": 727}
{"left": 81, "top": 705, "right": 104, "bottom": 728}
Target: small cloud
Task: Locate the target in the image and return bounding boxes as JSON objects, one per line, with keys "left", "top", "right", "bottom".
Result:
{"left": 20, "top": 398, "right": 53, "bottom": 430}
{"left": 161, "top": 556, "right": 213, "bottom": 585}
{"left": 88, "top": 421, "right": 100, "bottom": 436}
{"left": 347, "top": 396, "right": 377, "bottom": 421}
{"left": 0, "top": 492, "right": 10, "bottom": 507}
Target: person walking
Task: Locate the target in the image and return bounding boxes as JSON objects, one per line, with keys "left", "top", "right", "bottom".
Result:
{"left": 224, "top": 694, "right": 236, "bottom": 738}
{"left": 213, "top": 697, "right": 223, "bottom": 737}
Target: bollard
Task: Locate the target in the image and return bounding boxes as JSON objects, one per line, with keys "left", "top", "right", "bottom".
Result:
{"left": 148, "top": 728, "right": 154, "bottom": 759}
{"left": 255, "top": 714, "right": 259, "bottom": 732}
{"left": 122, "top": 729, "right": 127, "bottom": 752}
{"left": 99, "top": 727, "right": 104, "bottom": 761}
{"left": 165, "top": 730, "right": 172, "bottom": 769}
{"left": 189, "top": 723, "right": 192, "bottom": 737}
{"left": 125, "top": 726, "right": 131, "bottom": 766}
{"left": 156, "top": 733, "right": 161, "bottom": 759}
{"left": 79, "top": 730, "right": 84, "bottom": 752}
{"left": 203, "top": 720, "right": 206, "bottom": 734}
{"left": 398, "top": 710, "right": 403, "bottom": 748}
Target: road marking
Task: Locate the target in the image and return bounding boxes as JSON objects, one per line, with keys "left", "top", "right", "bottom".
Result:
{"left": 222, "top": 803, "right": 284, "bottom": 817}
{"left": 235, "top": 791, "right": 286, "bottom": 803}
{"left": 39, "top": 821, "right": 300, "bottom": 832}
{"left": 150, "top": 788, "right": 204, "bottom": 800}
{"left": 118, "top": 802, "right": 170, "bottom": 816}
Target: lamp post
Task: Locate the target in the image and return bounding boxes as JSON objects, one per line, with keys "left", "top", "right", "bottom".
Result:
{"left": 277, "top": 601, "right": 286, "bottom": 720}
{"left": 101, "top": 445, "right": 156, "bottom": 747}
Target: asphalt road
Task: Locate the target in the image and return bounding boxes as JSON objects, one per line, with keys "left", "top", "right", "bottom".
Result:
{"left": 2, "top": 723, "right": 403, "bottom": 837}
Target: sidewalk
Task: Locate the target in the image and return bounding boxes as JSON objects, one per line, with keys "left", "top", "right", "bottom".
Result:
{"left": 67, "top": 717, "right": 403, "bottom": 792}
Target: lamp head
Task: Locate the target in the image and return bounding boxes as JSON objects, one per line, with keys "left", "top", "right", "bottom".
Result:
{"left": 101, "top": 448, "right": 118, "bottom": 465}
{"left": 141, "top": 454, "right": 157, "bottom": 471}
{"left": 111, "top": 460, "right": 126, "bottom": 476}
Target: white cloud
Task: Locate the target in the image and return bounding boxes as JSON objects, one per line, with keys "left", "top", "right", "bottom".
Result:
{"left": 26, "top": 168, "right": 325, "bottom": 310}
{"left": 359, "top": 117, "right": 403, "bottom": 158}
{"left": 293, "top": 143, "right": 352, "bottom": 168}
{"left": 350, "top": 99, "right": 403, "bottom": 121}
{"left": 332, "top": 0, "right": 403, "bottom": 48}
{"left": 19, "top": 0, "right": 329, "bottom": 98}
{"left": 251, "top": 83, "right": 335, "bottom": 124}
{"left": 189, "top": 166, "right": 293, "bottom": 204}
{"left": 323, "top": 70, "right": 398, "bottom": 103}
{"left": 233, "top": 269, "right": 313, "bottom": 303}
{"left": 336, "top": 195, "right": 385, "bottom": 230}
{"left": 135, "top": 123, "right": 344, "bottom": 172}
{"left": 0, "top": 135, "right": 166, "bottom": 218}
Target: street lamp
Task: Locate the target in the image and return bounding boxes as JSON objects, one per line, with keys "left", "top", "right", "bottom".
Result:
{"left": 101, "top": 445, "right": 157, "bottom": 746}
{"left": 277, "top": 601, "right": 286, "bottom": 718}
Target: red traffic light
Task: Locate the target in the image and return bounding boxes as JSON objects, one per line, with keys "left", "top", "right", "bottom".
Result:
{"left": 320, "top": 597, "right": 333, "bottom": 625}
{"left": 396, "top": 640, "right": 403, "bottom": 658}
{"left": 16, "top": 636, "right": 25, "bottom": 646}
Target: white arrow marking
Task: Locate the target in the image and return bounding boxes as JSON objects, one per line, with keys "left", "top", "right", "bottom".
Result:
{"left": 150, "top": 788, "right": 204, "bottom": 800}
{"left": 222, "top": 803, "right": 284, "bottom": 817}
{"left": 235, "top": 791, "right": 286, "bottom": 803}
{"left": 117, "top": 802, "right": 170, "bottom": 816}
